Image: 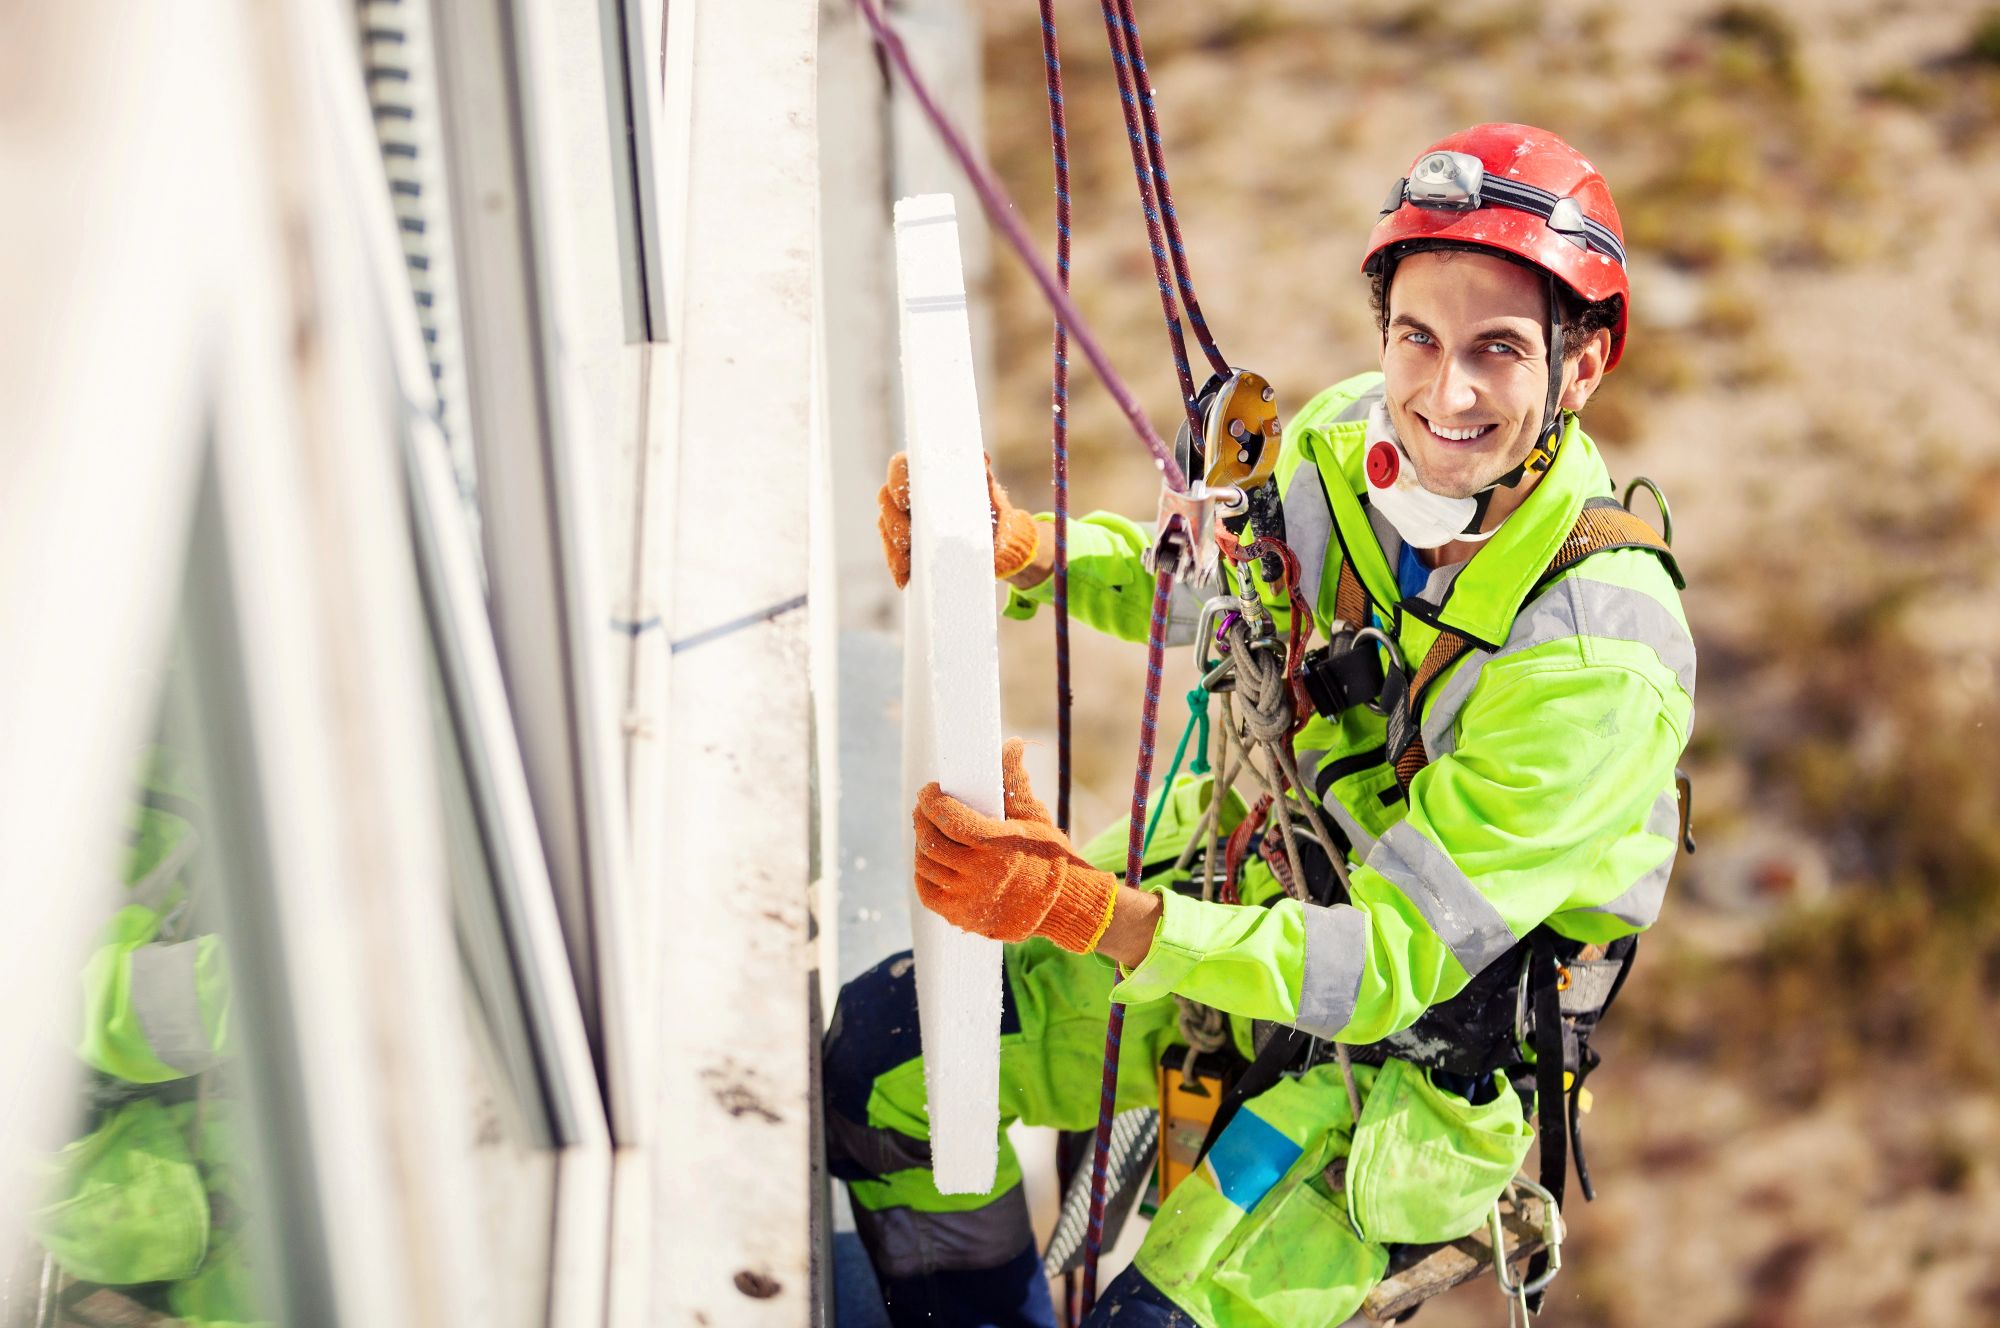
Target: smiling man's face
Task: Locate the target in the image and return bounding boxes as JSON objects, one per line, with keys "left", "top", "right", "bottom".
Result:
{"left": 1380, "top": 249, "right": 1574, "bottom": 501}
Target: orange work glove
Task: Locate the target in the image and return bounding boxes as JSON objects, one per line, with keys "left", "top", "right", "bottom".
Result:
{"left": 877, "top": 452, "right": 1042, "bottom": 590}
{"left": 912, "top": 738, "right": 1119, "bottom": 953}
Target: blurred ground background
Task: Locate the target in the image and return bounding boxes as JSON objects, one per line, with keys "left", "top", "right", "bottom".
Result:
{"left": 970, "top": 1, "right": 2000, "bottom": 1323}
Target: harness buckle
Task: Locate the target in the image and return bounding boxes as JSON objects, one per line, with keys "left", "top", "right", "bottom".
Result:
{"left": 1299, "top": 624, "right": 1406, "bottom": 720}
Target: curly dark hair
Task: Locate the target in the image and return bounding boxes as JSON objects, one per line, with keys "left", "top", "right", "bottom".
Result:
{"left": 1367, "top": 242, "right": 1623, "bottom": 360}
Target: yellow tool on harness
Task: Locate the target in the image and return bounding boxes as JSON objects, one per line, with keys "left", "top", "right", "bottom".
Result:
{"left": 1156, "top": 1051, "right": 1234, "bottom": 1202}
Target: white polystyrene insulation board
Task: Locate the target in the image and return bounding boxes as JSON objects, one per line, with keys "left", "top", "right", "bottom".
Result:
{"left": 894, "top": 193, "right": 1004, "bottom": 1195}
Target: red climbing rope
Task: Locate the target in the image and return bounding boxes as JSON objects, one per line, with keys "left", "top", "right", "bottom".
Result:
{"left": 1038, "top": 0, "right": 1076, "bottom": 838}
{"left": 1080, "top": 569, "right": 1176, "bottom": 1317}
{"left": 1096, "top": 0, "right": 1230, "bottom": 432}
{"left": 1108, "top": 0, "right": 1231, "bottom": 380}
{"left": 848, "top": 0, "right": 1186, "bottom": 493}
{"left": 851, "top": 4, "right": 1309, "bottom": 1316}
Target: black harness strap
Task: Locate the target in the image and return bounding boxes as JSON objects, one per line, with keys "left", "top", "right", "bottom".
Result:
{"left": 1525, "top": 931, "right": 1567, "bottom": 1312}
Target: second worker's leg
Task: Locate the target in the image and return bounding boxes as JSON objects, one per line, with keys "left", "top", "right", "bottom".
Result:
{"left": 824, "top": 950, "right": 1055, "bottom": 1328}
{"left": 824, "top": 940, "right": 1182, "bottom": 1328}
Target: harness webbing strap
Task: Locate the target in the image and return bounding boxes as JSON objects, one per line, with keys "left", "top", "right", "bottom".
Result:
{"left": 1385, "top": 498, "right": 1675, "bottom": 795}
{"left": 1544, "top": 498, "right": 1685, "bottom": 592}
{"left": 1332, "top": 556, "right": 1369, "bottom": 629}
{"left": 1525, "top": 931, "right": 1567, "bottom": 1312}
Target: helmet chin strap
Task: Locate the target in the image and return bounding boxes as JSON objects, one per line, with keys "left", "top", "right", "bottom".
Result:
{"left": 1485, "top": 276, "right": 1568, "bottom": 494}
{"left": 1446, "top": 278, "right": 1566, "bottom": 541}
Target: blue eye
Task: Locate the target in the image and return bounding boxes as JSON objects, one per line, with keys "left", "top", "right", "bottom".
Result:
{"left": 1483, "top": 341, "right": 1518, "bottom": 356}
{"left": 1404, "top": 330, "right": 1433, "bottom": 346}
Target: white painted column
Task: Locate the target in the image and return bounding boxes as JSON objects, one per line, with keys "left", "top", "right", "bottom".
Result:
{"left": 894, "top": 193, "right": 1004, "bottom": 1196}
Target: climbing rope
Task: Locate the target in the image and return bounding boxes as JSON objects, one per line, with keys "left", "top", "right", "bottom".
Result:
{"left": 1107, "top": 0, "right": 1230, "bottom": 382}
{"left": 1096, "top": 0, "right": 1200, "bottom": 431}
{"left": 1037, "top": 10, "right": 1081, "bottom": 1312}
{"left": 849, "top": 0, "right": 1187, "bottom": 492}
{"left": 1068, "top": 0, "right": 1272, "bottom": 1307}
{"left": 1037, "top": 0, "right": 1076, "bottom": 835}
{"left": 1080, "top": 570, "right": 1178, "bottom": 1314}
{"left": 850, "top": 1, "right": 1325, "bottom": 1314}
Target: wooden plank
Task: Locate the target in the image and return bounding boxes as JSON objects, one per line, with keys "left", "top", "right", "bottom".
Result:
{"left": 61, "top": 1287, "right": 183, "bottom": 1328}
{"left": 1361, "top": 1198, "right": 1547, "bottom": 1323}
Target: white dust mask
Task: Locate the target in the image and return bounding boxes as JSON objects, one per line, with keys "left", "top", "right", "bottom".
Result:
{"left": 1362, "top": 403, "right": 1501, "bottom": 551}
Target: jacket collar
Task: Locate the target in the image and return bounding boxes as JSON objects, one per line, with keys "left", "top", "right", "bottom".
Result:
{"left": 1316, "top": 412, "right": 1611, "bottom": 650}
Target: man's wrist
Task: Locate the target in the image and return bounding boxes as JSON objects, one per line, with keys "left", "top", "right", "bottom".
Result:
{"left": 1092, "top": 883, "right": 1163, "bottom": 969}
{"left": 1003, "top": 521, "right": 1056, "bottom": 591}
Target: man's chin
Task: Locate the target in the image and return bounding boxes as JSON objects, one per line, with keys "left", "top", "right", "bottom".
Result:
{"left": 1405, "top": 460, "right": 1486, "bottom": 502}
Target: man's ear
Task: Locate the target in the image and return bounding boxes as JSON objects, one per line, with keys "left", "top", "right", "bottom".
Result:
{"left": 1560, "top": 328, "right": 1612, "bottom": 412}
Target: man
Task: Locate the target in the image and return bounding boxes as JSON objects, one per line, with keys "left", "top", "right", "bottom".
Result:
{"left": 828, "top": 123, "right": 1694, "bottom": 1327}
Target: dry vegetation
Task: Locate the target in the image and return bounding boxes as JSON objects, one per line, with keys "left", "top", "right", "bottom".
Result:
{"left": 971, "top": 1, "right": 2000, "bottom": 1322}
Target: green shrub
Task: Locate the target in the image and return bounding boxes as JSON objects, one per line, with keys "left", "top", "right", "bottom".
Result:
{"left": 1970, "top": 9, "right": 2000, "bottom": 64}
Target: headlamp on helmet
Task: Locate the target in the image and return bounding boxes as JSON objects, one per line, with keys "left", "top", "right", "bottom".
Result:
{"left": 1398, "top": 150, "right": 1486, "bottom": 212}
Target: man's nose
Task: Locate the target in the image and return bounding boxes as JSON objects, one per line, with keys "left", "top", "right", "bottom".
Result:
{"left": 1428, "top": 352, "right": 1480, "bottom": 418}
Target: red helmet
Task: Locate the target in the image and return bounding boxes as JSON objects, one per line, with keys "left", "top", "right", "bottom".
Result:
{"left": 1363, "top": 124, "right": 1630, "bottom": 370}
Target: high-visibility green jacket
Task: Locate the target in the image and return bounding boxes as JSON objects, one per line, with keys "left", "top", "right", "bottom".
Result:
{"left": 1006, "top": 371, "right": 1694, "bottom": 1044}
{"left": 78, "top": 795, "right": 233, "bottom": 1084}
{"left": 31, "top": 756, "right": 263, "bottom": 1325}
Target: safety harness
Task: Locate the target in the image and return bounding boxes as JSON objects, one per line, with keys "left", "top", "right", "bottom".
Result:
{"left": 1191, "top": 493, "right": 1687, "bottom": 1311}
{"left": 1382, "top": 498, "right": 1685, "bottom": 793}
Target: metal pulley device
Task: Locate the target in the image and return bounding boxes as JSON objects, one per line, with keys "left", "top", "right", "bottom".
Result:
{"left": 1146, "top": 369, "right": 1283, "bottom": 583}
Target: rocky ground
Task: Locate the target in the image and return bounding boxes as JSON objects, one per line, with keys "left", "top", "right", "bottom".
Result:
{"left": 970, "top": 1, "right": 2000, "bottom": 1322}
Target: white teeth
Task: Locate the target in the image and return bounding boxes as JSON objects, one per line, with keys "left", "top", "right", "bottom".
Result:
{"left": 1428, "top": 420, "right": 1492, "bottom": 442}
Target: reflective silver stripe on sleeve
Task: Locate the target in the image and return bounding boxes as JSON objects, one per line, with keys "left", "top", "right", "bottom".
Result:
{"left": 1645, "top": 785, "right": 1681, "bottom": 839}
{"left": 1367, "top": 821, "right": 1517, "bottom": 978}
{"left": 1423, "top": 576, "right": 1698, "bottom": 759}
{"left": 125, "top": 830, "right": 200, "bottom": 912}
{"left": 1584, "top": 853, "right": 1674, "bottom": 929}
{"left": 126, "top": 941, "right": 221, "bottom": 1075}
{"left": 1280, "top": 464, "right": 1334, "bottom": 619}
{"left": 1295, "top": 902, "right": 1368, "bottom": 1037}
{"left": 1579, "top": 788, "right": 1683, "bottom": 929}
